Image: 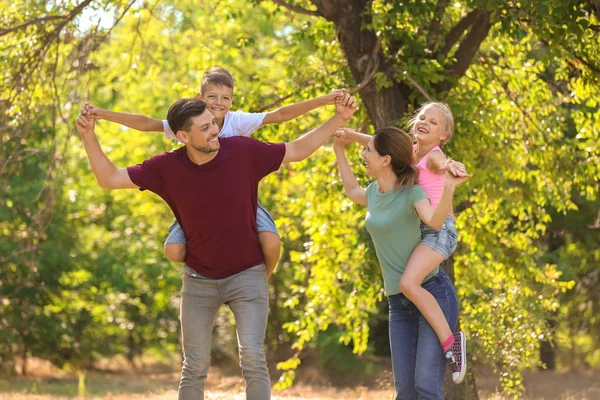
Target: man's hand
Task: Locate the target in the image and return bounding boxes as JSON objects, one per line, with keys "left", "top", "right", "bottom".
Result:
{"left": 322, "top": 89, "right": 346, "bottom": 105}
{"left": 335, "top": 93, "right": 358, "bottom": 121}
{"left": 76, "top": 114, "right": 95, "bottom": 137}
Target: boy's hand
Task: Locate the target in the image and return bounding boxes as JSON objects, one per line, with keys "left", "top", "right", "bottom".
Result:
{"left": 335, "top": 93, "right": 357, "bottom": 121}
{"left": 323, "top": 89, "right": 346, "bottom": 105}
{"left": 81, "top": 103, "right": 106, "bottom": 120}
{"left": 75, "top": 114, "right": 95, "bottom": 137}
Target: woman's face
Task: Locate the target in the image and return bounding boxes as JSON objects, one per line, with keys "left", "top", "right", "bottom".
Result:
{"left": 361, "top": 137, "right": 387, "bottom": 177}
{"left": 414, "top": 106, "right": 448, "bottom": 146}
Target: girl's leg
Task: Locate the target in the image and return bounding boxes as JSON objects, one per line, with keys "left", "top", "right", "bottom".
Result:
{"left": 258, "top": 232, "right": 281, "bottom": 278}
{"left": 399, "top": 244, "right": 451, "bottom": 344}
{"left": 164, "top": 220, "right": 186, "bottom": 263}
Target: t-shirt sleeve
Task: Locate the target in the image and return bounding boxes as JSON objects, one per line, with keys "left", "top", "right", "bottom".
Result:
{"left": 244, "top": 138, "right": 285, "bottom": 180}
{"left": 162, "top": 120, "right": 178, "bottom": 141}
{"left": 410, "top": 185, "right": 429, "bottom": 207}
{"left": 230, "top": 111, "right": 267, "bottom": 137}
{"left": 126, "top": 153, "right": 168, "bottom": 194}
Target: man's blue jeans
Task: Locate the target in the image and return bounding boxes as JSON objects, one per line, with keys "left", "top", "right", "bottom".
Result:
{"left": 388, "top": 269, "right": 459, "bottom": 399}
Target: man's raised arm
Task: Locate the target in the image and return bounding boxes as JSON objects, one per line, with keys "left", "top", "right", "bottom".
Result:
{"left": 75, "top": 115, "right": 139, "bottom": 190}
{"left": 282, "top": 93, "right": 357, "bottom": 164}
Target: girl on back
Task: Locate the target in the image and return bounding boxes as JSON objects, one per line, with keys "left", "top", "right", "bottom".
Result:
{"left": 340, "top": 102, "right": 468, "bottom": 384}
{"left": 334, "top": 126, "right": 469, "bottom": 398}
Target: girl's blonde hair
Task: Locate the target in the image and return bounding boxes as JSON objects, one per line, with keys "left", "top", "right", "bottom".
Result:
{"left": 408, "top": 102, "right": 454, "bottom": 145}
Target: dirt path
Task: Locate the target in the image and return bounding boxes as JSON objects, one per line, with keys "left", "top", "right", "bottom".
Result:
{"left": 1, "top": 360, "right": 599, "bottom": 399}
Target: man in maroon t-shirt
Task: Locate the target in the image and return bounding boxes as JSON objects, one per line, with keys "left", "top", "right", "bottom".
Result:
{"left": 75, "top": 95, "right": 356, "bottom": 400}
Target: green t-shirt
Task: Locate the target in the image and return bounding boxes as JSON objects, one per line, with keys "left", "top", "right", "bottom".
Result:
{"left": 365, "top": 182, "right": 435, "bottom": 296}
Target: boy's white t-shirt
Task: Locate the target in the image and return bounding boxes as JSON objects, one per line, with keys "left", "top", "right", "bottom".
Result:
{"left": 162, "top": 110, "right": 267, "bottom": 140}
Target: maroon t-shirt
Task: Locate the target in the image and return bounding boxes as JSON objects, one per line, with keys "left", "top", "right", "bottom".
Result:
{"left": 127, "top": 136, "right": 285, "bottom": 279}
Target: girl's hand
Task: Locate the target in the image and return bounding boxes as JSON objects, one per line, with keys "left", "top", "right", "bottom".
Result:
{"left": 333, "top": 128, "right": 353, "bottom": 148}
{"left": 445, "top": 170, "right": 470, "bottom": 186}
{"left": 440, "top": 158, "right": 469, "bottom": 177}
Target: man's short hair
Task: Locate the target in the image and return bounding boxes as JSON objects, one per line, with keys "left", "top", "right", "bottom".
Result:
{"left": 167, "top": 99, "right": 208, "bottom": 134}
{"left": 201, "top": 67, "right": 235, "bottom": 94}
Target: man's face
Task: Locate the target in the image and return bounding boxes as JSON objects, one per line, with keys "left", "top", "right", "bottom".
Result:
{"left": 178, "top": 109, "right": 220, "bottom": 153}
{"left": 199, "top": 84, "right": 234, "bottom": 120}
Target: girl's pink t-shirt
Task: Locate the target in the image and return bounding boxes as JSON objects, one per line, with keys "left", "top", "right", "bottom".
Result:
{"left": 415, "top": 145, "right": 446, "bottom": 208}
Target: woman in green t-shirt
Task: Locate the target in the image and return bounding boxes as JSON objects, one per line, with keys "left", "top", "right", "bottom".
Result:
{"left": 333, "top": 126, "right": 469, "bottom": 399}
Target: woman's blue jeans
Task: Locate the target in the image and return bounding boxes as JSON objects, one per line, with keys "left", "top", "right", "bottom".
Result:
{"left": 388, "top": 268, "right": 459, "bottom": 400}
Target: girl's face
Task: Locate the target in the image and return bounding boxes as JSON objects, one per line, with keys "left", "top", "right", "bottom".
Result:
{"left": 414, "top": 106, "right": 448, "bottom": 146}
{"left": 360, "top": 137, "right": 389, "bottom": 177}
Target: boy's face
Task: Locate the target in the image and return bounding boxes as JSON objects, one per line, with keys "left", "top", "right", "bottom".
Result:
{"left": 198, "top": 84, "right": 234, "bottom": 120}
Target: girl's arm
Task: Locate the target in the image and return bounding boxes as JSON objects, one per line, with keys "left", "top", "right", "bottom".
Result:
{"left": 414, "top": 173, "right": 469, "bottom": 229}
{"left": 80, "top": 103, "right": 164, "bottom": 132}
{"left": 337, "top": 128, "right": 371, "bottom": 147}
{"left": 333, "top": 138, "right": 367, "bottom": 206}
{"left": 427, "top": 151, "right": 469, "bottom": 177}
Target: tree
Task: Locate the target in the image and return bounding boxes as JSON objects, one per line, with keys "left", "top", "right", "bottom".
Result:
{"left": 1, "top": 1, "right": 599, "bottom": 398}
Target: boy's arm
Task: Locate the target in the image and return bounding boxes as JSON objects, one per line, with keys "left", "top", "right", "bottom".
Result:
{"left": 261, "top": 89, "right": 345, "bottom": 126}
{"left": 81, "top": 103, "right": 164, "bottom": 132}
{"left": 283, "top": 93, "right": 357, "bottom": 163}
{"left": 75, "top": 115, "right": 139, "bottom": 190}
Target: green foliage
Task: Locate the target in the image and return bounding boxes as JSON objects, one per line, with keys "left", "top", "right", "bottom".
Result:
{"left": 1, "top": 0, "right": 599, "bottom": 398}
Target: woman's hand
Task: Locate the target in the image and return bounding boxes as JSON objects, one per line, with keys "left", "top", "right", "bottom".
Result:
{"left": 333, "top": 128, "right": 354, "bottom": 149}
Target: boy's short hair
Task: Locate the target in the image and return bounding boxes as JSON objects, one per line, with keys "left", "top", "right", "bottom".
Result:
{"left": 201, "top": 67, "right": 235, "bottom": 94}
{"left": 167, "top": 98, "right": 208, "bottom": 134}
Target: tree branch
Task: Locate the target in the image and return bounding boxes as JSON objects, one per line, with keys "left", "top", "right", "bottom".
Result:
{"left": 426, "top": 0, "right": 449, "bottom": 51}
{"left": 0, "top": 16, "right": 67, "bottom": 37}
{"left": 438, "top": 9, "right": 480, "bottom": 58}
{"left": 270, "top": 0, "right": 321, "bottom": 17}
{"left": 389, "top": 65, "right": 433, "bottom": 101}
{"left": 447, "top": 10, "right": 492, "bottom": 79}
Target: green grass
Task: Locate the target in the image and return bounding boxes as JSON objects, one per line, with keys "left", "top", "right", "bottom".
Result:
{"left": 0, "top": 372, "right": 176, "bottom": 397}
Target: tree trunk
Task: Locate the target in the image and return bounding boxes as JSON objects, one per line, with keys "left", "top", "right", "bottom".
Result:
{"left": 317, "top": 0, "right": 412, "bottom": 128}
{"left": 441, "top": 256, "right": 479, "bottom": 400}
{"left": 538, "top": 315, "right": 557, "bottom": 370}
{"left": 21, "top": 340, "right": 28, "bottom": 377}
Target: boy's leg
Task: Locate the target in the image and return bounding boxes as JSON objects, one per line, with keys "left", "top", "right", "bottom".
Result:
{"left": 178, "top": 269, "right": 222, "bottom": 400}
{"left": 388, "top": 293, "right": 418, "bottom": 399}
{"left": 223, "top": 264, "right": 271, "bottom": 400}
{"left": 164, "top": 220, "right": 187, "bottom": 263}
{"left": 258, "top": 232, "right": 280, "bottom": 278}
{"left": 414, "top": 269, "right": 460, "bottom": 397}
{"left": 399, "top": 245, "right": 450, "bottom": 344}
{"left": 256, "top": 204, "right": 280, "bottom": 277}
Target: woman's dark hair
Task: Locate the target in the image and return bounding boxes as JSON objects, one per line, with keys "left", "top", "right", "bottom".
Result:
{"left": 372, "top": 126, "right": 419, "bottom": 187}
{"left": 166, "top": 98, "right": 208, "bottom": 134}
